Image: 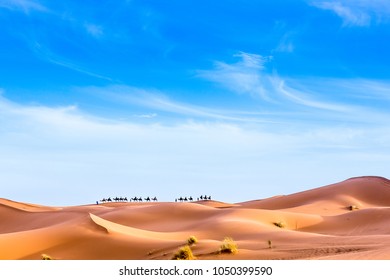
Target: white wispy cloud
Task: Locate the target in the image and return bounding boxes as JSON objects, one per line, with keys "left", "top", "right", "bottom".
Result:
{"left": 134, "top": 113, "right": 157, "bottom": 119}
{"left": 197, "top": 52, "right": 274, "bottom": 100}
{"left": 272, "top": 78, "right": 352, "bottom": 112}
{"left": 82, "top": 85, "right": 282, "bottom": 124}
{"left": 84, "top": 23, "right": 104, "bottom": 38}
{"left": 275, "top": 33, "right": 295, "bottom": 53}
{"left": 311, "top": 0, "right": 390, "bottom": 26}
{"left": 198, "top": 52, "right": 357, "bottom": 114}
{"left": 0, "top": 0, "right": 48, "bottom": 13}
{"left": 316, "top": 78, "right": 390, "bottom": 101}
{"left": 31, "top": 41, "right": 114, "bottom": 82}
{"left": 313, "top": 1, "right": 370, "bottom": 26}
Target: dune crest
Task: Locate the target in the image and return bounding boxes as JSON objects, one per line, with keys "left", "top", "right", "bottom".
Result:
{"left": 0, "top": 198, "right": 61, "bottom": 212}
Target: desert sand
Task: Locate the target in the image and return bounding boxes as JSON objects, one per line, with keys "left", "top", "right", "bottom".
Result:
{"left": 2, "top": 176, "right": 390, "bottom": 260}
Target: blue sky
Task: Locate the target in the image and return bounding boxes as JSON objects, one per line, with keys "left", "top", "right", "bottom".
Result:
{"left": 1, "top": 0, "right": 390, "bottom": 206}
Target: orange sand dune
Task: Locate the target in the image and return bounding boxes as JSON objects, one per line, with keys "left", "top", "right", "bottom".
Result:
{"left": 1, "top": 176, "right": 390, "bottom": 260}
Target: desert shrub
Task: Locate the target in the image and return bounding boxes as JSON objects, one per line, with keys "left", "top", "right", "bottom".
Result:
{"left": 348, "top": 205, "right": 359, "bottom": 211}
{"left": 187, "top": 236, "right": 198, "bottom": 246}
{"left": 41, "top": 254, "right": 53, "bottom": 260}
{"left": 273, "top": 221, "right": 286, "bottom": 228}
{"left": 219, "top": 237, "right": 238, "bottom": 254}
{"left": 172, "top": 245, "right": 195, "bottom": 260}
{"left": 268, "top": 240, "right": 272, "bottom": 249}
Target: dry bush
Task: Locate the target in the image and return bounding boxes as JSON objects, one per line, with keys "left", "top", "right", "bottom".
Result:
{"left": 219, "top": 237, "right": 238, "bottom": 254}
{"left": 348, "top": 205, "right": 359, "bottom": 211}
{"left": 172, "top": 245, "right": 196, "bottom": 260}
{"left": 273, "top": 221, "right": 286, "bottom": 228}
{"left": 41, "top": 254, "right": 53, "bottom": 260}
{"left": 187, "top": 235, "right": 198, "bottom": 246}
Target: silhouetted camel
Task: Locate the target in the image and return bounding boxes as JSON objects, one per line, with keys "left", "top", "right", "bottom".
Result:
{"left": 152, "top": 197, "right": 157, "bottom": 202}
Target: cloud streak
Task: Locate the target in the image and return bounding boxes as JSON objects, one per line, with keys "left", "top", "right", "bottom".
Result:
{"left": 198, "top": 52, "right": 274, "bottom": 101}
{"left": 84, "top": 23, "right": 104, "bottom": 38}
{"left": 311, "top": 0, "right": 390, "bottom": 26}
{"left": 31, "top": 41, "right": 114, "bottom": 82}
{"left": 82, "top": 84, "right": 286, "bottom": 124}
{"left": 0, "top": 0, "right": 48, "bottom": 13}
{"left": 197, "top": 52, "right": 359, "bottom": 115}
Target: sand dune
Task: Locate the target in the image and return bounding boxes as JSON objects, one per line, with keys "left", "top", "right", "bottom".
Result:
{"left": 1, "top": 176, "right": 390, "bottom": 260}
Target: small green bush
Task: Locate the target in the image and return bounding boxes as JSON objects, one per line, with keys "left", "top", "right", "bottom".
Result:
{"left": 172, "top": 245, "right": 196, "bottom": 260}
{"left": 187, "top": 236, "right": 198, "bottom": 246}
{"left": 219, "top": 237, "right": 238, "bottom": 254}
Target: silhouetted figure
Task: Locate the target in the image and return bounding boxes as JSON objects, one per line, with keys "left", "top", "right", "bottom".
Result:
{"left": 189, "top": 196, "right": 193, "bottom": 202}
{"left": 179, "top": 197, "right": 183, "bottom": 202}
{"left": 152, "top": 197, "right": 157, "bottom": 202}
{"left": 145, "top": 197, "right": 151, "bottom": 202}
{"left": 200, "top": 195, "right": 204, "bottom": 200}
{"left": 107, "top": 197, "right": 112, "bottom": 202}
{"left": 184, "top": 197, "right": 188, "bottom": 202}
{"left": 138, "top": 197, "right": 143, "bottom": 202}
{"left": 124, "top": 197, "right": 128, "bottom": 202}
{"left": 208, "top": 196, "right": 211, "bottom": 200}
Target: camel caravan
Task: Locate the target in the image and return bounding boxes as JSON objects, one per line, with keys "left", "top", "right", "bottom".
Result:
{"left": 174, "top": 195, "right": 212, "bottom": 202}
{"left": 98, "top": 196, "right": 158, "bottom": 204}
{"left": 97, "top": 195, "right": 212, "bottom": 204}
